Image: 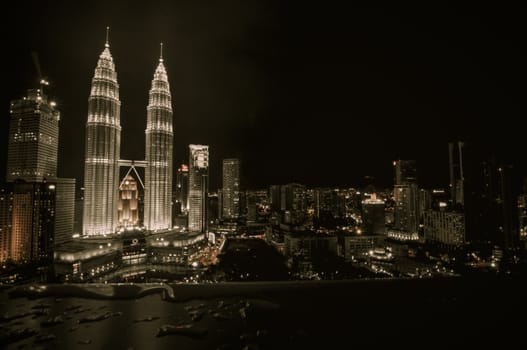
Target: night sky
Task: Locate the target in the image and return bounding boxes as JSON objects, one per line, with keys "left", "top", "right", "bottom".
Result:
{"left": 2, "top": 2, "right": 525, "bottom": 191}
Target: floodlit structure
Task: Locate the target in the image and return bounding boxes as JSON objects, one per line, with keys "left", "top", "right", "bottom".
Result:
{"left": 7, "top": 89, "right": 59, "bottom": 182}
{"left": 144, "top": 43, "right": 174, "bottom": 231}
{"left": 83, "top": 28, "right": 121, "bottom": 236}
{"left": 188, "top": 144, "right": 209, "bottom": 233}
{"left": 222, "top": 158, "right": 240, "bottom": 219}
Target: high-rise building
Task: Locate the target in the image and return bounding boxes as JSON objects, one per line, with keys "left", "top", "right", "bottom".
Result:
{"left": 175, "top": 164, "right": 189, "bottom": 214}
{"left": 269, "top": 185, "right": 281, "bottom": 213}
{"left": 222, "top": 158, "right": 240, "bottom": 220}
{"left": 144, "top": 44, "right": 173, "bottom": 231}
{"left": 6, "top": 89, "right": 59, "bottom": 182}
{"left": 0, "top": 188, "right": 13, "bottom": 262}
{"left": 361, "top": 194, "right": 385, "bottom": 235}
{"left": 5, "top": 83, "right": 74, "bottom": 262}
{"left": 394, "top": 159, "right": 416, "bottom": 185}
{"left": 448, "top": 142, "right": 465, "bottom": 206}
{"left": 53, "top": 178, "right": 76, "bottom": 246}
{"left": 118, "top": 175, "right": 139, "bottom": 228}
{"left": 188, "top": 144, "right": 209, "bottom": 233}
{"left": 519, "top": 178, "right": 527, "bottom": 243}
{"left": 281, "top": 183, "right": 307, "bottom": 225}
{"left": 393, "top": 160, "right": 418, "bottom": 233}
{"left": 83, "top": 30, "right": 121, "bottom": 236}
{"left": 11, "top": 181, "right": 56, "bottom": 262}
{"left": 424, "top": 210, "right": 465, "bottom": 246}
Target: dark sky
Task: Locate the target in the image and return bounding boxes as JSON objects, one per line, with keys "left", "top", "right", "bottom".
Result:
{"left": 2, "top": 2, "right": 526, "bottom": 191}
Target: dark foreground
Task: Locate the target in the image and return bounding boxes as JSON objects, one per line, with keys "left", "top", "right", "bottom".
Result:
{"left": 1, "top": 276, "right": 526, "bottom": 349}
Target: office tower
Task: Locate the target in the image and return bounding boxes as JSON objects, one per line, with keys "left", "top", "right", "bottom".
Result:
{"left": 118, "top": 175, "right": 139, "bottom": 228}
{"left": 53, "top": 178, "right": 76, "bottom": 246}
{"left": 280, "top": 183, "right": 307, "bottom": 225}
{"left": 222, "top": 158, "right": 240, "bottom": 220}
{"left": 175, "top": 164, "right": 189, "bottom": 214}
{"left": 424, "top": 210, "right": 465, "bottom": 246}
{"left": 7, "top": 89, "right": 59, "bottom": 182}
{"left": 5, "top": 83, "right": 75, "bottom": 261}
{"left": 393, "top": 160, "right": 418, "bottom": 233}
{"left": 83, "top": 30, "right": 121, "bottom": 236}
{"left": 361, "top": 194, "right": 385, "bottom": 235}
{"left": 144, "top": 44, "right": 173, "bottom": 231}
{"left": 394, "top": 159, "right": 416, "bottom": 185}
{"left": 269, "top": 185, "right": 281, "bottom": 213}
{"left": 448, "top": 141, "right": 465, "bottom": 207}
{"left": 188, "top": 145, "right": 209, "bottom": 232}
{"left": 0, "top": 188, "right": 13, "bottom": 262}
{"left": 519, "top": 178, "right": 527, "bottom": 242}
{"left": 11, "top": 182, "right": 55, "bottom": 262}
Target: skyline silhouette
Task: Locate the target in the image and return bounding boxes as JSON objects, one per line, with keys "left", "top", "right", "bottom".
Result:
{"left": 2, "top": 2, "right": 525, "bottom": 190}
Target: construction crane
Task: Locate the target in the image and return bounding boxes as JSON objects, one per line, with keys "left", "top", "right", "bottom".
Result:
{"left": 31, "top": 51, "right": 49, "bottom": 93}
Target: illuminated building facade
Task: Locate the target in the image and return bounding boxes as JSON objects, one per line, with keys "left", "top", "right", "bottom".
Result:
{"left": 118, "top": 175, "right": 139, "bottom": 228}
{"left": 222, "top": 158, "right": 240, "bottom": 219}
{"left": 188, "top": 144, "right": 209, "bottom": 233}
{"left": 175, "top": 164, "right": 189, "bottom": 214}
{"left": 4, "top": 85, "right": 75, "bottom": 262}
{"left": 424, "top": 210, "right": 465, "bottom": 246}
{"left": 11, "top": 182, "right": 55, "bottom": 262}
{"left": 0, "top": 188, "right": 13, "bottom": 262}
{"left": 144, "top": 45, "right": 173, "bottom": 231}
{"left": 83, "top": 32, "right": 121, "bottom": 236}
{"left": 7, "top": 89, "right": 59, "bottom": 182}
{"left": 53, "top": 178, "right": 76, "bottom": 246}
{"left": 393, "top": 160, "right": 418, "bottom": 234}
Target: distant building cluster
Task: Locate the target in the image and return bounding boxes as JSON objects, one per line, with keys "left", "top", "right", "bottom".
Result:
{"left": 1, "top": 30, "right": 526, "bottom": 283}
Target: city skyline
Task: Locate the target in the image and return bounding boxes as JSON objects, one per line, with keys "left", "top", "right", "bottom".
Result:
{"left": 2, "top": 2, "right": 526, "bottom": 191}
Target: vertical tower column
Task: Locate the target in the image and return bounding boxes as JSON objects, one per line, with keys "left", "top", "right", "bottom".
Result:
{"left": 83, "top": 28, "right": 121, "bottom": 236}
{"left": 144, "top": 43, "right": 174, "bottom": 231}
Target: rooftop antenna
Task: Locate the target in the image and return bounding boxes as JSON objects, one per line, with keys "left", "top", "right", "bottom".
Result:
{"left": 159, "top": 42, "right": 163, "bottom": 62}
{"left": 105, "top": 26, "right": 110, "bottom": 48}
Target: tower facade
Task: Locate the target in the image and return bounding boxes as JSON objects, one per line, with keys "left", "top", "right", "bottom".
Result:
{"left": 448, "top": 141, "right": 465, "bottom": 206}
{"left": 83, "top": 34, "right": 121, "bottom": 236}
{"left": 222, "top": 158, "right": 240, "bottom": 219}
{"left": 144, "top": 45, "right": 173, "bottom": 231}
{"left": 175, "top": 164, "right": 189, "bottom": 214}
{"left": 6, "top": 89, "right": 59, "bottom": 182}
{"left": 188, "top": 145, "right": 209, "bottom": 232}
{"left": 362, "top": 194, "right": 386, "bottom": 235}
{"left": 393, "top": 160, "right": 418, "bottom": 233}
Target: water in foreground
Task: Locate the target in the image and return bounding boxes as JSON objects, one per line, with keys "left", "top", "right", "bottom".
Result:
{"left": 1, "top": 277, "right": 526, "bottom": 349}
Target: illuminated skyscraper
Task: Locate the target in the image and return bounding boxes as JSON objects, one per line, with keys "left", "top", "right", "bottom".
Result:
{"left": 175, "top": 164, "right": 189, "bottom": 214}
{"left": 188, "top": 145, "right": 209, "bottom": 232}
{"left": 83, "top": 29, "right": 121, "bottom": 236}
{"left": 4, "top": 83, "right": 75, "bottom": 262}
{"left": 6, "top": 89, "right": 59, "bottom": 182}
{"left": 393, "top": 160, "right": 418, "bottom": 233}
{"left": 0, "top": 188, "right": 13, "bottom": 262}
{"left": 222, "top": 158, "right": 240, "bottom": 219}
{"left": 144, "top": 44, "right": 173, "bottom": 231}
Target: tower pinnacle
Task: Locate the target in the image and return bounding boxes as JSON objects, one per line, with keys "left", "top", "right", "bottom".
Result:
{"left": 105, "top": 26, "right": 110, "bottom": 48}
{"left": 160, "top": 42, "right": 163, "bottom": 62}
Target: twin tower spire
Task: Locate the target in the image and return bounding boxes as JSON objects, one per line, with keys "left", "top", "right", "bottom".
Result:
{"left": 83, "top": 28, "right": 173, "bottom": 236}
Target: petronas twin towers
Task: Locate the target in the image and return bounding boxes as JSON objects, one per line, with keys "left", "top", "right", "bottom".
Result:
{"left": 83, "top": 30, "right": 173, "bottom": 236}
